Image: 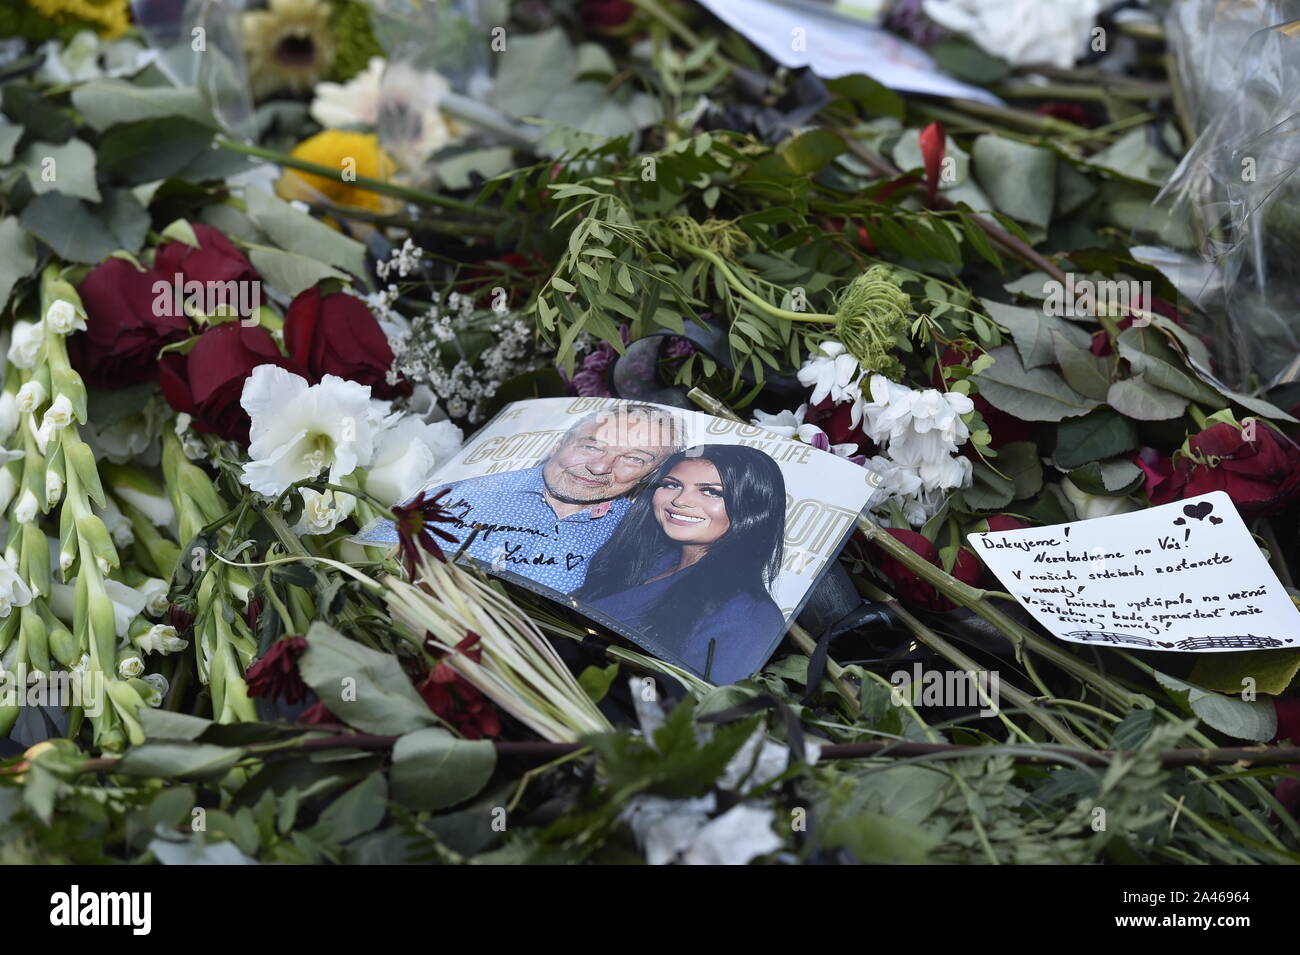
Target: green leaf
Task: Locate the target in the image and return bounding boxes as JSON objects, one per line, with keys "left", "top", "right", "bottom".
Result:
{"left": 1112, "top": 708, "right": 1156, "bottom": 750}
{"left": 963, "top": 460, "right": 1016, "bottom": 510}
{"left": 824, "top": 74, "right": 905, "bottom": 119}
{"left": 117, "top": 742, "right": 243, "bottom": 779}
{"left": 1153, "top": 671, "right": 1277, "bottom": 742}
{"left": 310, "top": 772, "right": 388, "bottom": 843}
{"left": 0, "top": 120, "right": 21, "bottom": 163}
{"left": 100, "top": 188, "right": 150, "bottom": 254}
{"left": 71, "top": 79, "right": 217, "bottom": 132}
{"left": 1068, "top": 458, "right": 1143, "bottom": 496}
{"left": 19, "top": 193, "right": 119, "bottom": 264}
{"left": 95, "top": 118, "right": 213, "bottom": 185}
{"left": 1189, "top": 650, "right": 1300, "bottom": 698}
{"left": 17, "top": 139, "right": 100, "bottom": 201}
{"left": 1106, "top": 376, "right": 1188, "bottom": 421}
{"left": 248, "top": 247, "right": 347, "bottom": 298}
{"left": 1052, "top": 333, "right": 1111, "bottom": 401}
{"left": 0, "top": 215, "right": 37, "bottom": 310}
{"left": 1117, "top": 326, "right": 1221, "bottom": 405}
{"left": 981, "top": 298, "right": 1090, "bottom": 370}
{"left": 490, "top": 27, "right": 575, "bottom": 117}
{"left": 819, "top": 809, "right": 938, "bottom": 864}
{"left": 579, "top": 663, "right": 620, "bottom": 704}
{"left": 972, "top": 135, "right": 1056, "bottom": 229}
{"left": 778, "top": 129, "right": 846, "bottom": 176}
{"left": 996, "top": 441, "right": 1044, "bottom": 499}
{"left": 1053, "top": 408, "right": 1138, "bottom": 470}
{"left": 973, "top": 346, "right": 1099, "bottom": 421}
{"left": 244, "top": 187, "right": 368, "bottom": 281}
{"left": 298, "top": 622, "right": 439, "bottom": 736}
{"left": 389, "top": 727, "right": 497, "bottom": 811}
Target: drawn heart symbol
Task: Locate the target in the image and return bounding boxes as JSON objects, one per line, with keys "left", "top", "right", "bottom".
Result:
{"left": 1158, "top": 642, "right": 1176, "bottom": 648}
{"left": 1209, "top": 516, "right": 1223, "bottom": 525}
{"left": 1173, "top": 517, "right": 1186, "bottom": 525}
{"left": 1183, "top": 502, "right": 1213, "bottom": 521}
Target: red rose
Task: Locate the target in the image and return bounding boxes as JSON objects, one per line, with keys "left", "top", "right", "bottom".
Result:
{"left": 872, "top": 528, "right": 981, "bottom": 612}
{"left": 581, "top": 0, "right": 635, "bottom": 30}
{"left": 245, "top": 636, "right": 309, "bottom": 705}
{"left": 1273, "top": 698, "right": 1300, "bottom": 743}
{"left": 155, "top": 223, "right": 259, "bottom": 288}
{"left": 984, "top": 515, "right": 1031, "bottom": 532}
{"left": 283, "top": 286, "right": 407, "bottom": 399}
{"left": 1148, "top": 421, "right": 1300, "bottom": 517}
{"left": 69, "top": 258, "right": 191, "bottom": 389}
{"left": 159, "top": 322, "right": 298, "bottom": 443}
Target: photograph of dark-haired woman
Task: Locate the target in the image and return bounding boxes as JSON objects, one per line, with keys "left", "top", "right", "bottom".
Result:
{"left": 572, "top": 444, "right": 787, "bottom": 684}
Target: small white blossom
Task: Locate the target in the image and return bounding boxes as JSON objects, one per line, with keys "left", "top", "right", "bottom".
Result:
{"left": 117, "top": 654, "right": 145, "bottom": 679}
{"left": 44, "top": 468, "right": 63, "bottom": 506}
{"left": 293, "top": 487, "right": 356, "bottom": 536}
{"left": 7, "top": 321, "right": 44, "bottom": 370}
{"left": 44, "top": 300, "right": 86, "bottom": 335}
{"left": 16, "top": 380, "right": 46, "bottom": 413}
{"left": 0, "top": 554, "right": 33, "bottom": 618}
{"left": 139, "top": 577, "right": 170, "bottom": 617}
{"left": 14, "top": 489, "right": 39, "bottom": 523}
{"left": 752, "top": 404, "right": 859, "bottom": 457}
{"left": 142, "top": 672, "right": 169, "bottom": 706}
{"left": 134, "top": 624, "right": 188, "bottom": 655}
{"left": 922, "top": 0, "right": 1103, "bottom": 69}
{"left": 797, "top": 341, "right": 865, "bottom": 427}
{"left": 40, "top": 394, "right": 74, "bottom": 435}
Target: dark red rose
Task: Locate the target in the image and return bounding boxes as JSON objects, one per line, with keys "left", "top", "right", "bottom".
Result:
{"left": 1274, "top": 698, "right": 1300, "bottom": 744}
{"left": 159, "top": 322, "right": 298, "bottom": 444}
{"left": 245, "top": 636, "right": 309, "bottom": 705}
{"left": 805, "top": 396, "right": 873, "bottom": 453}
{"left": 1034, "top": 102, "right": 1095, "bottom": 128}
{"left": 872, "top": 528, "right": 981, "bottom": 612}
{"left": 155, "top": 223, "right": 259, "bottom": 291}
{"left": 581, "top": 0, "right": 635, "bottom": 30}
{"left": 416, "top": 633, "right": 501, "bottom": 739}
{"left": 1148, "top": 421, "right": 1300, "bottom": 517}
{"left": 283, "top": 286, "right": 407, "bottom": 399}
{"left": 984, "top": 515, "right": 1031, "bottom": 532}
{"left": 69, "top": 258, "right": 191, "bottom": 389}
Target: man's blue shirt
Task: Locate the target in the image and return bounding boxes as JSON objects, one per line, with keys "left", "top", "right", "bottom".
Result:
{"left": 430, "top": 466, "right": 627, "bottom": 593}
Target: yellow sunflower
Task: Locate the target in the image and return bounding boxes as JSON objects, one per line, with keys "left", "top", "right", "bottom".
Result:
{"left": 241, "top": 0, "right": 337, "bottom": 100}
{"left": 275, "top": 129, "right": 402, "bottom": 219}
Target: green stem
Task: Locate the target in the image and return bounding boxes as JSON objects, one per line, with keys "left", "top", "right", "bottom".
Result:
{"left": 213, "top": 137, "right": 490, "bottom": 215}
{"left": 677, "top": 241, "right": 835, "bottom": 325}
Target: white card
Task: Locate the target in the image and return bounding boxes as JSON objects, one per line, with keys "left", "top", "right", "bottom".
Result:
{"left": 967, "top": 492, "right": 1300, "bottom": 652}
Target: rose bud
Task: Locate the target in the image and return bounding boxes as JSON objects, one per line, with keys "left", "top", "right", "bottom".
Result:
{"left": 283, "top": 285, "right": 408, "bottom": 399}
{"left": 155, "top": 223, "right": 260, "bottom": 287}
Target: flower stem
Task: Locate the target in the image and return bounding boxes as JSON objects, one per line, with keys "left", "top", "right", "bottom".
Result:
{"left": 673, "top": 240, "right": 836, "bottom": 325}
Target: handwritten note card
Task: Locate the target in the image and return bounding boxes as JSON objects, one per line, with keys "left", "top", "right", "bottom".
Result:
{"left": 968, "top": 492, "right": 1300, "bottom": 652}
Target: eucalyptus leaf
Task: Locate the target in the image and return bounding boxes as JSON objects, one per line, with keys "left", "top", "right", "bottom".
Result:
{"left": 248, "top": 247, "right": 348, "bottom": 298}
{"left": 18, "top": 139, "right": 100, "bottom": 202}
{"left": 1052, "top": 333, "right": 1111, "bottom": 401}
{"left": 71, "top": 79, "right": 217, "bottom": 132}
{"left": 1116, "top": 326, "right": 1222, "bottom": 405}
{"left": 244, "top": 187, "right": 367, "bottom": 281}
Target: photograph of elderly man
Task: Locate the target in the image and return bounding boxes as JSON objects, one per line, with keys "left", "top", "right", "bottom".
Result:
{"left": 431, "top": 403, "right": 685, "bottom": 593}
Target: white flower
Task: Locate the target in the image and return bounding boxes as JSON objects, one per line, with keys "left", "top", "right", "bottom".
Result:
{"left": 17, "top": 380, "right": 46, "bottom": 414}
{"left": 310, "top": 56, "right": 385, "bottom": 127}
{"left": 0, "top": 392, "right": 18, "bottom": 443}
{"left": 174, "top": 413, "right": 208, "bottom": 461}
{"left": 139, "top": 577, "right": 170, "bottom": 617}
{"left": 83, "top": 396, "right": 166, "bottom": 466}
{"left": 861, "top": 375, "right": 974, "bottom": 511}
{"left": 1061, "top": 477, "right": 1140, "bottom": 521}
{"left": 680, "top": 805, "right": 783, "bottom": 865}
{"left": 0, "top": 555, "right": 33, "bottom": 618}
{"left": 752, "top": 404, "right": 859, "bottom": 457}
{"left": 117, "top": 655, "right": 145, "bottom": 679}
{"left": 34, "top": 31, "right": 155, "bottom": 85}
{"left": 239, "top": 366, "right": 382, "bottom": 496}
{"left": 7, "top": 321, "right": 44, "bottom": 370}
{"left": 45, "top": 468, "right": 62, "bottom": 506}
{"left": 134, "top": 624, "right": 188, "bottom": 655}
{"left": 102, "top": 579, "right": 148, "bottom": 638}
{"left": 94, "top": 496, "right": 134, "bottom": 549}
{"left": 293, "top": 487, "right": 356, "bottom": 536}
{"left": 797, "top": 341, "right": 865, "bottom": 426}
{"left": 40, "top": 394, "right": 74, "bottom": 435}
{"left": 0, "top": 469, "right": 18, "bottom": 514}
{"left": 14, "top": 489, "right": 38, "bottom": 523}
{"left": 44, "top": 300, "right": 85, "bottom": 336}
{"left": 363, "top": 413, "right": 463, "bottom": 506}
{"left": 921, "top": 0, "right": 1103, "bottom": 69}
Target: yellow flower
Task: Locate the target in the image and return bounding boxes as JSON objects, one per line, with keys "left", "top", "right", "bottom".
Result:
{"left": 25, "top": 0, "right": 130, "bottom": 37}
{"left": 275, "top": 130, "right": 402, "bottom": 218}
{"left": 241, "top": 0, "right": 337, "bottom": 100}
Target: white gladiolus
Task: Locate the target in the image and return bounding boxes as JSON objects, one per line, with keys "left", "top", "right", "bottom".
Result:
{"left": 239, "top": 366, "right": 383, "bottom": 496}
{"left": 293, "top": 487, "right": 356, "bottom": 536}
{"left": 796, "top": 341, "right": 866, "bottom": 427}
{"left": 44, "top": 300, "right": 86, "bottom": 335}
{"left": 7, "top": 321, "right": 44, "bottom": 369}
{"left": 44, "top": 468, "right": 63, "bottom": 506}
{"left": 117, "top": 655, "right": 145, "bottom": 679}
{"left": 102, "top": 579, "right": 148, "bottom": 637}
{"left": 95, "top": 496, "right": 134, "bottom": 549}
{"left": 139, "top": 577, "right": 170, "bottom": 617}
{"left": 0, "top": 555, "right": 33, "bottom": 618}
{"left": 14, "top": 489, "right": 39, "bottom": 523}
{"left": 134, "top": 624, "right": 188, "bottom": 655}
{"left": 16, "top": 380, "right": 46, "bottom": 413}
{"left": 363, "top": 413, "right": 463, "bottom": 506}
{"left": 0, "top": 468, "right": 18, "bottom": 514}
{"left": 0, "top": 392, "right": 19, "bottom": 442}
